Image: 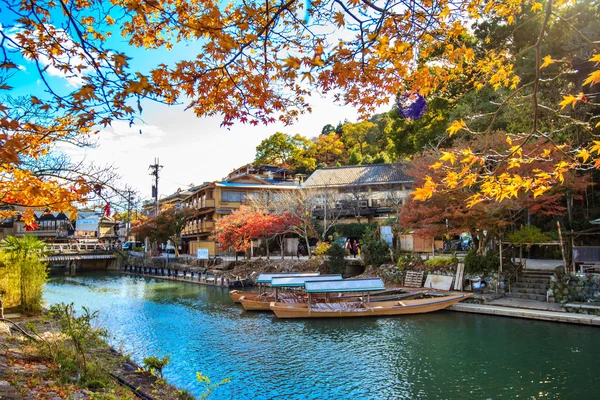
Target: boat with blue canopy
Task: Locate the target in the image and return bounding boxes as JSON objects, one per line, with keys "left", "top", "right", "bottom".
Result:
{"left": 240, "top": 275, "right": 342, "bottom": 311}
{"left": 270, "top": 278, "right": 471, "bottom": 318}
{"left": 230, "top": 271, "right": 320, "bottom": 303}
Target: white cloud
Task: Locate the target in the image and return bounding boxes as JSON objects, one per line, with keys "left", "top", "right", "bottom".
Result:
{"left": 63, "top": 94, "right": 390, "bottom": 202}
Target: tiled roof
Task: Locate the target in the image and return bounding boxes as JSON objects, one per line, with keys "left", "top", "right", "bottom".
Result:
{"left": 303, "top": 163, "right": 413, "bottom": 188}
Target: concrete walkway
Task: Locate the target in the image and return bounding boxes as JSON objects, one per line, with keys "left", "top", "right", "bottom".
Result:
{"left": 449, "top": 303, "right": 600, "bottom": 326}
{"left": 486, "top": 297, "right": 564, "bottom": 312}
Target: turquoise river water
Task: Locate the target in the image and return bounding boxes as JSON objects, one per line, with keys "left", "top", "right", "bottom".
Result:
{"left": 43, "top": 273, "right": 600, "bottom": 399}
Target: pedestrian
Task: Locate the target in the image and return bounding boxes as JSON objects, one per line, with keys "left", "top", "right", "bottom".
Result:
{"left": 356, "top": 241, "right": 361, "bottom": 258}
{"left": 352, "top": 240, "right": 358, "bottom": 258}
{"left": 345, "top": 239, "right": 352, "bottom": 256}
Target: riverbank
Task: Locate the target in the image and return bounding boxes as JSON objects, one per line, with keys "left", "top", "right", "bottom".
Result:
{"left": 0, "top": 312, "right": 190, "bottom": 400}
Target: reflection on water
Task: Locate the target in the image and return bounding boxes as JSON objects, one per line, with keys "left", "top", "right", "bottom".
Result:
{"left": 44, "top": 273, "right": 600, "bottom": 399}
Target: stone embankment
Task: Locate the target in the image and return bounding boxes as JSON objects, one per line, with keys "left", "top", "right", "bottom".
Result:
{"left": 123, "top": 255, "right": 328, "bottom": 286}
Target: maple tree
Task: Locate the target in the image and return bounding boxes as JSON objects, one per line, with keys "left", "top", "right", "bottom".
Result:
{"left": 215, "top": 206, "right": 296, "bottom": 258}
{"left": 401, "top": 133, "right": 594, "bottom": 252}
{"left": 1, "top": 0, "right": 599, "bottom": 218}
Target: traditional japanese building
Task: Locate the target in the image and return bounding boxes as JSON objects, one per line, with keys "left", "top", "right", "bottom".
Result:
{"left": 302, "top": 163, "right": 414, "bottom": 223}
{"left": 180, "top": 166, "right": 300, "bottom": 255}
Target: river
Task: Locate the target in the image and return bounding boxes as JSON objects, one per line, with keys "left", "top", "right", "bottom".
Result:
{"left": 43, "top": 273, "right": 600, "bottom": 399}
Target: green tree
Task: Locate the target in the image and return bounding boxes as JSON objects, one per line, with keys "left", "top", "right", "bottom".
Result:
{"left": 132, "top": 207, "right": 194, "bottom": 257}
{"left": 0, "top": 236, "right": 47, "bottom": 313}
{"left": 348, "top": 151, "right": 362, "bottom": 165}
{"left": 254, "top": 132, "right": 316, "bottom": 172}
{"left": 314, "top": 132, "right": 346, "bottom": 167}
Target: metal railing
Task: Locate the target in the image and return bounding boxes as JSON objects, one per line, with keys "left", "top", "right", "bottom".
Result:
{"left": 44, "top": 243, "right": 121, "bottom": 252}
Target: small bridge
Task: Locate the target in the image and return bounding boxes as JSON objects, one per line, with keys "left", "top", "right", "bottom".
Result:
{"left": 43, "top": 243, "right": 121, "bottom": 274}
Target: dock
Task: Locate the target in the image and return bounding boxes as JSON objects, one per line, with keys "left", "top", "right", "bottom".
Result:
{"left": 449, "top": 303, "right": 600, "bottom": 326}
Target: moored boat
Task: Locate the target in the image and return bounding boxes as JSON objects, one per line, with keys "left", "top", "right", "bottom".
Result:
{"left": 269, "top": 278, "right": 471, "bottom": 318}
{"left": 229, "top": 272, "right": 320, "bottom": 303}
{"left": 270, "top": 294, "right": 471, "bottom": 318}
{"left": 240, "top": 275, "right": 342, "bottom": 310}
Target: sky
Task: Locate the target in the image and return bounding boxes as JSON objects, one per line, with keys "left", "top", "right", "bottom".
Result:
{"left": 63, "top": 95, "right": 387, "bottom": 205}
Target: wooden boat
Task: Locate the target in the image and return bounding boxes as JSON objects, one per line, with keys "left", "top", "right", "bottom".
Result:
{"left": 229, "top": 272, "right": 320, "bottom": 303}
{"left": 230, "top": 290, "right": 258, "bottom": 303}
{"left": 240, "top": 275, "right": 342, "bottom": 311}
{"left": 242, "top": 290, "right": 425, "bottom": 311}
{"left": 270, "top": 294, "right": 472, "bottom": 318}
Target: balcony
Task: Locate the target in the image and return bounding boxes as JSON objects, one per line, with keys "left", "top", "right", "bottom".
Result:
{"left": 201, "top": 199, "right": 215, "bottom": 209}
{"left": 203, "top": 221, "right": 215, "bottom": 231}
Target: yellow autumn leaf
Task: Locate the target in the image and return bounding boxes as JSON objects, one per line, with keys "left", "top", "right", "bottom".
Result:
{"left": 412, "top": 177, "right": 436, "bottom": 201}
{"left": 533, "top": 185, "right": 549, "bottom": 198}
{"left": 506, "top": 136, "right": 512, "bottom": 145}
{"left": 541, "top": 149, "right": 551, "bottom": 158}
{"left": 590, "top": 54, "right": 600, "bottom": 63}
{"left": 576, "top": 149, "right": 591, "bottom": 162}
{"left": 466, "top": 194, "right": 483, "bottom": 208}
{"left": 583, "top": 70, "right": 600, "bottom": 86}
{"left": 590, "top": 141, "right": 600, "bottom": 155}
{"left": 559, "top": 95, "right": 578, "bottom": 109}
{"left": 509, "top": 145, "right": 522, "bottom": 156}
{"left": 531, "top": 2, "right": 543, "bottom": 12}
{"left": 284, "top": 56, "right": 301, "bottom": 69}
{"left": 440, "top": 151, "right": 456, "bottom": 165}
{"left": 430, "top": 162, "right": 443, "bottom": 170}
{"left": 446, "top": 120, "right": 466, "bottom": 136}
{"left": 444, "top": 171, "right": 459, "bottom": 188}
{"left": 540, "top": 55, "right": 554, "bottom": 69}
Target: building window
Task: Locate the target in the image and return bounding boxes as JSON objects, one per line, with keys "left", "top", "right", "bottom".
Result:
{"left": 221, "top": 191, "right": 245, "bottom": 202}
{"left": 247, "top": 192, "right": 260, "bottom": 201}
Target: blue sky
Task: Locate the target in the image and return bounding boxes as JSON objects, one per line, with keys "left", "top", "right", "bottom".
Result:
{"left": 1, "top": 10, "right": 391, "bottom": 205}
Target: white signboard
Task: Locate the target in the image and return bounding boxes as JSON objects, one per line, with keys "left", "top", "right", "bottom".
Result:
{"left": 196, "top": 248, "right": 209, "bottom": 259}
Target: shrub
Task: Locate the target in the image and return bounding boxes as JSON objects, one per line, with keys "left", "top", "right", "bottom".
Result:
{"left": 360, "top": 227, "right": 391, "bottom": 266}
{"left": 143, "top": 354, "right": 171, "bottom": 379}
{"left": 508, "top": 226, "right": 550, "bottom": 245}
{"left": 326, "top": 242, "right": 346, "bottom": 274}
{"left": 49, "top": 302, "right": 108, "bottom": 381}
{"left": 313, "top": 241, "right": 330, "bottom": 258}
{"left": 333, "top": 223, "right": 378, "bottom": 239}
{"left": 464, "top": 249, "right": 500, "bottom": 275}
{"left": 425, "top": 255, "right": 458, "bottom": 270}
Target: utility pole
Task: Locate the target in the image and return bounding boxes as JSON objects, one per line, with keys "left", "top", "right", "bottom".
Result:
{"left": 126, "top": 190, "right": 133, "bottom": 241}
{"left": 149, "top": 158, "right": 163, "bottom": 217}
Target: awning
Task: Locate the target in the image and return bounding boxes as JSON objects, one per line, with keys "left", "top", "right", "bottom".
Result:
{"left": 305, "top": 278, "right": 385, "bottom": 293}
{"left": 271, "top": 275, "right": 342, "bottom": 288}
{"left": 256, "top": 272, "right": 320, "bottom": 284}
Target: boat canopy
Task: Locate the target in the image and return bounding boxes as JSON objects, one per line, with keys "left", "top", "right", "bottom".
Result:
{"left": 256, "top": 272, "right": 320, "bottom": 284}
{"left": 305, "top": 278, "right": 385, "bottom": 293}
{"left": 271, "top": 275, "right": 342, "bottom": 288}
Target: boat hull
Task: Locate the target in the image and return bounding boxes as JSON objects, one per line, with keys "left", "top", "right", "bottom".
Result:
{"left": 229, "top": 290, "right": 258, "bottom": 303}
{"left": 240, "top": 297, "right": 274, "bottom": 311}
{"left": 270, "top": 294, "right": 471, "bottom": 319}
{"left": 241, "top": 292, "right": 424, "bottom": 312}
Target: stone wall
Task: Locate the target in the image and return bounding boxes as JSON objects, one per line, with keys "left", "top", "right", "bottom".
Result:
{"left": 549, "top": 273, "right": 600, "bottom": 303}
